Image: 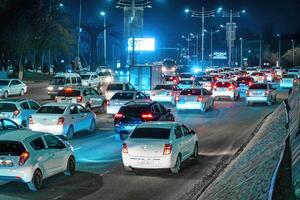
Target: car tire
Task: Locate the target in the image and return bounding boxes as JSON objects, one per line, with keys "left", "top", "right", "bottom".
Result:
{"left": 20, "top": 89, "right": 25, "bottom": 96}
{"left": 124, "top": 166, "right": 134, "bottom": 172}
{"left": 89, "top": 119, "right": 96, "bottom": 132}
{"left": 267, "top": 101, "right": 272, "bottom": 106}
{"left": 191, "top": 143, "right": 198, "bottom": 161}
{"left": 171, "top": 154, "right": 181, "bottom": 174}
{"left": 210, "top": 100, "right": 214, "bottom": 110}
{"left": 64, "top": 156, "right": 76, "bottom": 176}
{"left": 27, "top": 169, "right": 43, "bottom": 191}
{"left": 202, "top": 103, "right": 207, "bottom": 112}
{"left": 66, "top": 125, "right": 74, "bottom": 140}
{"left": 3, "top": 91, "right": 8, "bottom": 99}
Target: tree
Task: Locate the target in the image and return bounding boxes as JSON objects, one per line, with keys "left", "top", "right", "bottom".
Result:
{"left": 263, "top": 45, "right": 278, "bottom": 66}
{"left": 283, "top": 47, "right": 300, "bottom": 67}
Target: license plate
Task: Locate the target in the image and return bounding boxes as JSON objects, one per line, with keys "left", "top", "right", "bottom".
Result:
{"left": 251, "top": 91, "right": 262, "bottom": 95}
{"left": 0, "top": 160, "right": 13, "bottom": 167}
{"left": 217, "top": 88, "right": 226, "bottom": 91}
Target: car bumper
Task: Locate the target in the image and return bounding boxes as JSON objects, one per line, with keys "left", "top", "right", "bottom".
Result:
{"left": 47, "top": 91, "right": 59, "bottom": 96}
{"left": 122, "top": 154, "right": 174, "bottom": 169}
{"left": 280, "top": 82, "right": 293, "bottom": 88}
{"left": 213, "top": 91, "right": 234, "bottom": 98}
{"left": 176, "top": 102, "right": 204, "bottom": 110}
{"left": 246, "top": 96, "right": 269, "bottom": 103}
{"left": 150, "top": 96, "right": 174, "bottom": 103}
{"left": 0, "top": 166, "right": 34, "bottom": 183}
{"left": 107, "top": 106, "right": 121, "bottom": 115}
{"left": 29, "top": 124, "right": 67, "bottom": 136}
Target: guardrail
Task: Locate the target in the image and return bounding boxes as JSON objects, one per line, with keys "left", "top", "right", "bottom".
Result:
{"left": 198, "top": 86, "right": 300, "bottom": 200}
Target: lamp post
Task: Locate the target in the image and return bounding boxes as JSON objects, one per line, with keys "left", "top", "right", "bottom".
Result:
{"left": 101, "top": 11, "right": 107, "bottom": 65}
{"left": 277, "top": 34, "right": 281, "bottom": 66}
{"left": 240, "top": 38, "right": 243, "bottom": 68}
{"left": 77, "top": 0, "right": 82, "bottom": 60}
{"left": 204, "top": 29, "right": 220, "bottom": 66}
{"left": 291, "top": 39, "right": 295, "bottom": 67}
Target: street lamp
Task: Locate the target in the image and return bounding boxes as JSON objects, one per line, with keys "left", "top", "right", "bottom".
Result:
{"left": 77, "top": 0, "right": 82, "bottom": 60}
{"left": 204, "top": 29, "right": 220, "bottom": 66}
{"left": 291, "top": 39, "right": 296, "bottom": 67}
{"left": 101, "top": 11, "right": 107, "bottom": 65}
{"left": 277, "top": 34, "right": 281, "bottom": 66}
{"left": 240, "top": 38, "right": 243, "bottom": 68}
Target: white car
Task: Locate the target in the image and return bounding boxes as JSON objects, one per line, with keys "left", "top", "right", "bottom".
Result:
{"left": 97, "top": 71, "right": 114, "bottom": 83}
{"left": 251, "top": 72, "right": 267, "bottom": 83}
{"left": 246, "top": 67, "right": 258, "bottom": 75}
{"left": 0, "top": 130, "right": 75, "bottom": 191}
{"left": 80, "top": 72, "right": 101, "bottom": 88}
{"left": 179, "top": 73, "right": 194, "bottom": 81}
{"left": 280, "top": 74, "right": 298, "bottom": 89}
{"left": 212, "top": 81, "right": 239, "bottom": 101}
{"left": 0, "top": 79, "right": 27, "bottom": 98}
{"left": 150, "top": 84, "right": 180, "bottom": 104}
{"left": 195, "top": 76, "right": 214, "bottom": 91}
{"left": 288, "top": 69, "right": 300, "bottom": 78}
{"left": 0, "top": 99, "right": 41, "bottom": 127}
{"left": 176, "top": 88, "right": 214, "bottom": 112}
{"left": 261, "top": 70, "right": 274, "bottom": 82}
{"left": 29, "top": 103, "right": 96, "bottom": 139}
{"left": 107, "top": 91, "right": 150, "bottom": 115}
{"left": 246, "top": 83, "right": 277, "bottom": 106}
{"left": 105, "top": 82, "right": 135, "bottom": 100}
{"left": 122, "top": 122, "right": 198, "bottom": 174}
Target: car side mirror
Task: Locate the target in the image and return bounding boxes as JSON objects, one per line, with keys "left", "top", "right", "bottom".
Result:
{"left": 190, "top": 130, "right": 196, "bottom": 135}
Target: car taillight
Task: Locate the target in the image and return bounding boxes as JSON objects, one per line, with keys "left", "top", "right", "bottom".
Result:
{"left": 13, "top": 110, "right": 20, "bottom": 118}
{"left": 249, "top": 81, "right": 253, "bottom": 87}
{"left": 106, "top": 100, "right": 110, "bottom": 106}
{"left": 141, "top": 113, "right": 153, "bottom": 120}
{"left": 197, "top": 96, "right": 204, "bottom": 102}
{"left": 57, "top": 117, "right": 64, "bottom": 125}
{"left": 122, "top": 143, "right": 128, "bottom": 154}
{"left": 163, "top": 144, "right": 172, "bottom": 155}
{"left": 76, "top": 96, "right": 83, "bottom": 103}
{"left": 29, "top": 116, "right": 34, "bottom": 124}
{"left": 115, "top": 112, "right": 124, "bottom": 119}
{"left": 245, "top": 90, "right": 249, "bottom": 96}
{"left": 228, "top": 85, "right": 234, "bottom": 91}
{"left": 265, "top": 90, "right": 270, "bottom": 95}
{"left": 19, "top": 152, "right": 30, "bottom": 166}
{"left": 294, "top": 79, "right": 298, "bottom": 83}
{"left": 175, "top": 96, "right": 179, "bottom": 102}
{"left": 173, "top": 79, "right": 178, "bottom": 84}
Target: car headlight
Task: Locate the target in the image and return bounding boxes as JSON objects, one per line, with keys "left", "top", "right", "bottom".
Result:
{"left": 47, "top": 86, "right": 53, "bottom": 91}
{"left": 58, "top": 87, "right": 64, "bottom": 90}
{"left": 162, "top": 67, "right": 166, "bottom": 71}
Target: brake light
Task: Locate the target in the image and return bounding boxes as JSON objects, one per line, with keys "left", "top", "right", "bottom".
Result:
{"left": 265, "top": 90, "right": 270, "bottom": 95}
{"left": 106, "top": 100, "right": 110, "bottom": 106}
{"left": 213, "top": 86, "right": 217, "bottom": 91}
{"left": 163, "top": 144, "right": 172, "bottom": 155}
{"left": 141, "top": 113, "right": 153, "bottom": 120}
{"left": 197, "top": 96, "right": 204, "bottom": 102}
{"left": 175, "top": 96, "right": 179, "bottom": 102}
{"left": 19, "top": 152, "right": 30, "bottom": 166}
{"left": 76, "top": 96, "right": 83, "bottom": 103}
{"left": 122, "top": 143, "right": 128, "bottom": 154}
{"left": 249, "top": 81, "right": 253, "bottom": 87}
{"left": 245, "top": 90, "right": 249, "bottom": 96}
{"left": 57, "top": 117, "right": 64, "bottom": 125}
{"left": 65, "top": 88, "right": 73, "bottom": 92}
{"left": 228, "top": 85, "right": 234, "bottom": 91}
{"left": 173, "top": 79, "right": 178, "bottom": 84}
{"left": 13, "top": 110, "right": 20, "bottom": 118}
{"left": 29, "top": 116, "right": 34, "bottom": 124}
{"left": 115, "top": 112, "right": 124, "bottom": 119}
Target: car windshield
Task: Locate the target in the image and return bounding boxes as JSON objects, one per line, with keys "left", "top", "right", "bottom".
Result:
{"left": 289, "top": 69, "right": 299, "bottom": 73}
{"left": 178, "top": 80, "right": 193, "bottom": 85}
{"left": 111, "top": 92, "right": 134, "bottom": 100}
{"left": 50, "top": 77, "right": 65, "bottom": 85}
{"left": 283, "top": 75, "right": 296, "bottom": 78}
{"left": 130, "top": 128, "right": 170, "bottom": 139}
{"left": 215, "top": 82, "right": 231, "bottom": 87}
{"left": 180, "top": 89, "right": 201, "bottom": 95}
{"left": 107, "top": 84, "right": 124, "bottom": 90}
{"left": 0, "top": 103, "right": 17, "bottom": 112}
{"left": 98, "top": 71, "right": 111, "bottom": 76}
{"left": 80, "top": 75, "right": 91, "bottom": 80}
{"left": 57, "top": 89, "right": 81, "bottom": 97}
{"left": 119, "top": 106, "right": 150, "bottom": 118}
{"left": 0, "top": 80, "right": 9, "bottom": 86}
{"left": 249, "top": 84, "right": 268, "bottom": 90}
{"left": 154, "top": 85, "right": 173, "bottom": 90}
{"left": 196, "top": 76, "right": 213, "bottom": 81}
{"left": 180, "top": 74, "right": 193, "bottom": 78}
{"left": 252, "top": 72, "right": 264, "bottom": 76}
{"left": 37, "top": 106, "right": 66, "bottom": 114}
{"left": 0, "top": 141, "right": 26, "bottom": 156}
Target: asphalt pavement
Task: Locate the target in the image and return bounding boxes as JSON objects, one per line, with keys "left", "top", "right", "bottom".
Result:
{"left": 0, "top": 81, "right": 289, "bottom": 200}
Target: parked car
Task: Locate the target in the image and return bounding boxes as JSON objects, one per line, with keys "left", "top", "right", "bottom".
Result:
{"left": 114, "top": 101, "right": 175, "bottom": 140}
{"left": 55, "top": 86, "right": 106, "bottom": 112}
{"left": 0, "top": 99, "right": 41, "bottom": 127}
{"left": 105, "top": 82, "right": 135, "bottom": 100}
{"left": 0, "top": 130, "right": 75, "bottom": 191}
{"left": 0, "top": 79, "right": 27, "bottom": 99}
{"left": 246, "top": 83, "right": 277, "bottom": 106}
{"left": 47, "top": 73, "right": 82, "bottom": 99}
{"left": 29, "top": 103, "right": 96, "bottom": 139}
{"left": 80, "top": 72, "right": 101, "bottom": 88}
{"left": 122, "top": 122, "right": 198, "bottom": 174}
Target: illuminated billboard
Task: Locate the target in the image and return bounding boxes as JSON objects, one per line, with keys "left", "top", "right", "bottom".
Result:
{"left": 128, "top": 38, "right": 155, "bottom": 51}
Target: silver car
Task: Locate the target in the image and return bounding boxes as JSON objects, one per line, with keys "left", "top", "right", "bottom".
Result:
{"left": 0, "top": 99, "right": 41, "bottom": 127}
{"left": 105, "top": 82, "right": 135, "bottom": 100}
{"left": 0, "top": 79, "right": 27, "bottom": 98}
{"left": 246, "top": 83, "right": 277, "bottom": 106}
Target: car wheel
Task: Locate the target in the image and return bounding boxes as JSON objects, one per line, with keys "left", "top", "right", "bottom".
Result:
{"left": 20, "top": 89, "right": 24, "bottom": 96}
{"left": 66, "top": 125, "right": 74, "bottom": 140}
{"left": 210, "top": 100, "right": 214, "bottom": 110}
{"left": 203, "top": 103, "right": 207, "bottom": 112}
{"left": 171, "top": 154, "right": 181, "bottom": 174}
{"left": 3, "top": 91, "right": 8, "bottom": 99}
{"left": 191, "top": 143, "right": 198, "bottom": 160}
{"left": 267, "top": 101, "right": 272, "bottom": 106}
{"left": 64, "top": 156, "right": 76, "bottom": 176}
{"left": 27, "top": 169, "right": 43, "bottom": 191}
{"left": 89, "top": 119, "right": 96, "bottom": 132}
{"left": 124, "top": 166, "right": 134, "bottom": 172}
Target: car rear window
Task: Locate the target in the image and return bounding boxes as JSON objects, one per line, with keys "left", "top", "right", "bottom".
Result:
{"left": 283, "top": 75, "right": 296, "bottom": 78}
{"left": 107, "top": 84, "right": 124, "bottom": 90}
{"left": 165, "top": 76, "right": 176, "bottom": 81}
{"left": 180, "top": 74, "right": 193, "bottom": 78}
{"left": 130, "top": 128, "right": 170, "bottom": 139}
{"left": 111, "top": 92, "right": 134, "bottom": 100}
{"left": 57, "top": 89, "right": 81, "bottom": 97}
{"left": 0, "top": 141, "right": 26, "bottom": 156}
{"left": 37, "top": 106, "right": 66, "bottom": 114}
{"left": 80, "top": 75, "right": 91, "bottom": 80}
{"left": 249, "top": 84, "right": 268, "bottom": 90}
{"left": 289, "top": 69, "right": 299, "bottom": 73}
{"left": 0, "top": 103, "right": 17, "bottom": 112}
{"left": 215, "top": 82, "right": 231, "bottom": 87}
{"left": 180, "top": 89, "right": 201, "bottom": 95}
{"left": 178, "top": 80, "right": 193, "bottom": 85}
{"left": 154, "top": 85, "right": 173, "bottom": 90}
{"left": 237, "top": 77, "right": 253, "bottom": 82}
{"left": 252, "top": 72, "right": 264, "bottom": 76}
{"left": 119, "top": 106, "right": 150, "bottom": 118}
{"left": 196, "top": 77, "right": 213, "bottom": 81}
{"left": 98, "top": 71, "right": 111, "bottom": 76}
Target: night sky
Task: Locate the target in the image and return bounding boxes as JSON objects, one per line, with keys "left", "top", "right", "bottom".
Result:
{"left": 63, "top": 0, "right": 300, "bottom": 47}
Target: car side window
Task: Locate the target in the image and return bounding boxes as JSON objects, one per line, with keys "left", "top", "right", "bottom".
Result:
{"left": 158, "top": 103, "right": 167, "bottom": 113}
{"left": 70, "top": 105, "right": 79, "bottom": 114}
{"left": 28, "top": 101, "right": 40, "bottom": 110}
{"left": 2, "top": 119, "right": 18, "bottom": 130}
{"left": 135, "top": 93, "right": 145, "bottom": 100}
{"left": 71, "top": 77, "right": 77, "bottom": 84}
{"left": 202, "top": 89, "right": 210, "bottom": 96}
{"left": 90, "top": 88, "right": 99, "bottom": 95}
{"left": 181, "top": 125, "right": 190, "bottom": 136}
{"left": 175, "top": 126, "right": 183, "bottom": 139}
{"left": 15, "top": 80, "right": 21, "bottom": 85}
{"left": 83, "top": 89, "right": 91, "bottom": 96}
{"left": 30, "top": 137, "right": 46, "bottom": 150}
{"left": 21, "top": 102, "right": 30, "bottom": 110}
{"left": 129, "top": 84, "right": 135, "bottom": 90}
{"left": 77, "top": 77, "right": 82, "bottom": 85}
{"left": 153, "top": 104, "right": 161, "bottom": 113}
{"left": 66, "top": 78, "right": 71, "bottom": 84}
{"left": 77, "top": 105, "right": 87, "bottom": 113}
{"left": 44, "top": 135, "right": 65, "bottom": 149}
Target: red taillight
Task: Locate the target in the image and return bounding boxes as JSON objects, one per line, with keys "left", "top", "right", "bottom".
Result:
{"left": 57, "top": 117, "right": 64, "bottom": 125}
{"left": 197, "top": 96, "right": 204, "bottom": 102}
{"left": 228, "top": 85, "right": 234, "bottom": 91}
{"left": 122, "top": 143, "right": 128, "bottom": 154}
{"left": 106, "top": 100, "right": 110, "bottom": 106}
{"left": 173, "top": 79, "right": 178, "bottom": 84}
{"left": 175, "top": 96, "right": 179, "bottom": 102}
{"left": 265, "top": 90, "right": 270, "bottom": 96}
{"left": 115, "top": 112, "right": 124, "bottom": 119}
{"left": 29, "top": 116, "right": 34, "bottom": 124}
{"left": 163, "top": 144, "right": 172, "bottom": 155}
{"left": 141, "top": 113, "right": 153, "bottom": 120}
{"left": 249, "top": 81, "right": 253, "bottom": 87}
{"left": 19, "top": 152, "right": 30, "bottom": 166}
{"left": 13, "top": 110, "right": 20, "bottom": 118}
{"left": 76, "top": 96, "right": 83, "bottom": 103}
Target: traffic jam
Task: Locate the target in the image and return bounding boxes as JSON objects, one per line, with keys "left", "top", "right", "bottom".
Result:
{"left": 0, "top": 63, "right": 299, "bottom": 192}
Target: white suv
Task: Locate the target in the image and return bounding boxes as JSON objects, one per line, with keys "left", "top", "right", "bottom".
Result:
{"left": 80, "top": 72, "right": 101, "bottom": 88}
{"left": 0, "top": 130, "right": 75, "bottom": 191}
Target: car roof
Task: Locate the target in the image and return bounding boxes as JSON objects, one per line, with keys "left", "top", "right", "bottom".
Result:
{"left": 137, "top": 122, "right": 179, "bottom": 129}
{"left": 125, "top": 100, "right": 155, "bottom": 107}
{"left": 0, "top": 99, "right": 28, "bottom": 103}
{"left": 42, "top": 102, "right": 75, "bottom": 107}
{"left": 0, "top": 130, "right": 46, "bottom": 142}
{"left": 80, "top": 72, "right": 96, "bottom": 75}
{"left": 109, "top": 82, "right": 129, "bottom": 85}
{"left": 54, "top": 73, "right": 80, "bottom": 77}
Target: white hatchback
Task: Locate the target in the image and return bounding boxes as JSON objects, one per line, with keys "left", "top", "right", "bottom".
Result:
{"left": 0, "top": 79, "right": 27, "bottom": 98}
{"left": 122, "top": 122, "right": 198, "bottom": 174}
{"left": 29, "top": 103, "right": 96, "bottom": 139}
{"left": 0, "top": 130, "right": 75, "bottom": 191}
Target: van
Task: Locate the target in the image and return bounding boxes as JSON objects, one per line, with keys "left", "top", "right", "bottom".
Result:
{"left": 47, "top": 73, "right": 81, "bottom": 99}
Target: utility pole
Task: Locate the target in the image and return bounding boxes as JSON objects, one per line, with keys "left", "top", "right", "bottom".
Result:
{"left": 259, "top": 40, "right": 262, "bottom": 67}
{"left": 201, "top": 6, "right": 204, "bottom": 65}
{"left": 240, "top": 38, "right": 243, "bottom": 68}
{"left": 291, "top": 39, "right": 295, "bottom": 66}
{"left": 204, "top": 29, "right": 220, "bottom": 66}
{"left": 101, "top": 11, "right": 107, "bottom": 65}
{"left": 77, "top": 0, "right": 82, "bottom": 60}
{"left": 277, "top": 34, "right": 281, "bottom": 66}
